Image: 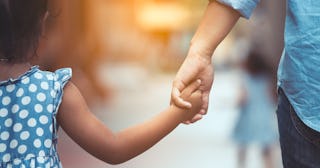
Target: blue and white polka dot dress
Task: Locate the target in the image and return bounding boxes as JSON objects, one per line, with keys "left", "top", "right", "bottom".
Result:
{"left": 0, "top": 66, "right": 71, "bottom": 168}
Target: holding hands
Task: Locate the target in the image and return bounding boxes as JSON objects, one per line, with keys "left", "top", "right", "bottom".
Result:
{"left": 172, "top": 53, "right": 214, "bottom": 124}
{"left": 173, "top": 79, "right": 203, "bottom": 123}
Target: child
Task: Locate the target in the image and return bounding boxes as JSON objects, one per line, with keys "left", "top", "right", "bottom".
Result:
{"left": 0, "top": 0, "right": 202, "bottom": 167}
{"left": 232, "top": 51, "right": 278, "bottom": 168}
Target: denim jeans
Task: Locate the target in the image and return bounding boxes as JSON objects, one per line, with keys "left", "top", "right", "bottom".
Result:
{"left": 277, "top": 88, "right": 320, "bottom": 168}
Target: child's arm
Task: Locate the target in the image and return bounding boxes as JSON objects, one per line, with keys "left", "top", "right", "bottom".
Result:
{"left": 57, "top": 80, "right": 201, "bottom": 165}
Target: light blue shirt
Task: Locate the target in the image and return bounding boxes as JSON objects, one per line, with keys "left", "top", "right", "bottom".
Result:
{"left": 217, "top": 0, "right": 320, "bottom": 132}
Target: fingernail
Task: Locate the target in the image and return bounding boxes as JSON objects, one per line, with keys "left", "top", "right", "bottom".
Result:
{"left": 187, "top": 103, "right": 192, "bottom": 108}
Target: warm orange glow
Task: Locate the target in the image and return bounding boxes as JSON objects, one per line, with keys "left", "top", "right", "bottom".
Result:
{"left": 136, "top": 2, "right": 190, "bottom": 31}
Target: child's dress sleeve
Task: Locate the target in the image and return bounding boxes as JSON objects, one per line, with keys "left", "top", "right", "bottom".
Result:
{"left": 52, "top": 68, "right": 72, "bottom": 115}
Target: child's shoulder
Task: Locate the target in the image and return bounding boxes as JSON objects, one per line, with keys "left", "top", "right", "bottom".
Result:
{"left": 31, "top": 67, "right": 72, "bottom": 83}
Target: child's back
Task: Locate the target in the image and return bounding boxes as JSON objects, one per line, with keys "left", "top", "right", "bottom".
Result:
{"left": 0, "top": 66, "right": 71, "bottom": 167}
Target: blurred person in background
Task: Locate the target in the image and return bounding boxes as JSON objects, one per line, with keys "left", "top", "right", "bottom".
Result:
{"left": 232, "top": 50, "right": 278, "bottom": 168}
{"left": 171, "top": 0, "right": 320, "bottom": 167}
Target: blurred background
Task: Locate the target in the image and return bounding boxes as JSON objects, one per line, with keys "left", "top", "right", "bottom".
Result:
{"left": 36, "top": 0, "right": 286, "bottom": 167}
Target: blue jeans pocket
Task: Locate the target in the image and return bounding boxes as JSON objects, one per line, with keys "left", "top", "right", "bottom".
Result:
{"left": 289, "top": 105, "right": 320, "bottom": 148}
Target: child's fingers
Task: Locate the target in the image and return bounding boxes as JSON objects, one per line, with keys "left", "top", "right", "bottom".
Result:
{"left": 171, "top": 87, "right": 192, "bottom": 108}
{"left": 185, "top": 79, "right": 201, "bottom": 94}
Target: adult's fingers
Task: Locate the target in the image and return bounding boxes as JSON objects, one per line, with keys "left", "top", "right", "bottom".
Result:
{"left": 190, "top": 114, "right": 203, "bottom": 123}
{"left": 200, "top": 92, "right": 210, "bottom": 115}
{"left": 183, "top": 114, "right": 203, "bottom": 124}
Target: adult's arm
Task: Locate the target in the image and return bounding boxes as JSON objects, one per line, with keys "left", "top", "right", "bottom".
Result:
{"left": 172, "top": 0, "right": 258, "bottom": 123}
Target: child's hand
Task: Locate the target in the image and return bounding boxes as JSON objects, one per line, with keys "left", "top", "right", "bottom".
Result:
{"left": 177, "top": 79, "right": 202, "bottom": 123}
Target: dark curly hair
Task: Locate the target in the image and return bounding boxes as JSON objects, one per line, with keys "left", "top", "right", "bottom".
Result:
{"left": 0, "top": 0, "right": 48, "bottom": 63}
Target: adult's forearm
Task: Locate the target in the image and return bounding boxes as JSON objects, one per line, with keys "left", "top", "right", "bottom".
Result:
{"left": 189, "top": 1, "right": 240, "bottom": 59}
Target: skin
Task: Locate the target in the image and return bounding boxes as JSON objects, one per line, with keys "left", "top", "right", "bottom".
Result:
{"left": 171, "top": 1, "right": 241, "bottom": 123}
{"left": 57, "top": 79, "right": 202, "bottom": 164}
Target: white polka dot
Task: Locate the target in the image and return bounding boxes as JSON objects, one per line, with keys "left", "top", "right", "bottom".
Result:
{"left": 2, "top": 96, "right": 11, "bottom": 106}
{"left": 39, "top": 150, "right": 45, "bottom": 157}
{"left": 44, "top": 139, "right": 52, "bottom": 148}
{"left": 33, "top": 139, "right": 41, "bottom": 148}
{"left": 20, "top": 131, "right": 30, "bottom": 140}
{"left": 39, "top": 115, "right": 48, "bottom": 124}
{"left": 34, "top": 72, "right": 43, "bottom": 79}
{"left": 9, "top": 139, "right": 18, "bottom": 149}
{"left": 34, "top": 104, "right": 43, "bottom": 113}
{"left": 27, "top": 118, "right": 37, "bottom": 127}
{"left": 18, "top": 145, "right": 27, "bottom": 154}
{"left": 16, "top": 88, "right": 24, "bottom": 97}
{"left": 0, "top": 131, "right": 9, "bottom": 140}
{"left": 11, "top": 105, "right": 19, "bottom": 114}
{"left": 4, "top": 118, "right": 12, "bottom": 127}
{"left": 0, "top": 108, "right": 8, "bottom": 117}
{"left": 13, "top": 158, "right": 22, "bottom": 165}
{"left": 25, "top": 153, "right": 35, "bottom": 160}
{"left": 53, "top": 75, "right": 58, "bottom": 81}
{"left": 21, "top": 96, "right": 31, "bottom": 105}
{"left": 45, "top": 162, "right": 51, "bottom": 168}
{"left": 0, "top": 143, "right": 7, "bottom": 152}
{"left": 29, "top": 161, "right": 35, "bottom": 168}
{"left": 54, "top": 82, "right": 61, "bottom": 90}
{"left": 13, "top": 123, "right": 22, "bottom": 132}
{"left": 46, "top": 74, "right": 54, "bottom": 80}
{"left": 0, "top": 90, "right": 2, "bottom": 96}
{"left": 2, "top": 153, "right": 10, "bottom": 162}
{"left": 47, "top": 104, "right": 54, "bottom": 113}
{"left": 7, "top": 164, "right": 12, "bottom": 168}
{"left": 37, "top": 93, "right": 46, "bottom": 102}
{"left": 29, "top": 84, "right": 37, "bottom": 92}
{"left": 19, "top": 110, "right": 29, "bottom": 119}
{"left": 6, "top": 84, "right": 15, "bottom": 92}
{"left": 37, "top": 156, "right": 45, "bottom": 163}
{"left": 41, "top": 82, "right": 49, "bottom": 90}
{"left": 36, "top": 128, "right": 44, "bottom": 136}
{"left": 50, "top": 90, "right": 56, "bottom": 98}
{"left": 21, "top": 77, "right": 30, "bottom": 84}
{"left": 21, "top": 164, "right": 26, "bottom": 168}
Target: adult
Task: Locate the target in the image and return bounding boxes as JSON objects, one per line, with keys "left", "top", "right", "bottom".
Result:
{"left": 171, "top": 0, "right": 320, "bottom": 167}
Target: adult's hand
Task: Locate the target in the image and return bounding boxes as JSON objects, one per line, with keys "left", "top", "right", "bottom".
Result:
{"left": 171, "top": 1, "right": 240, "bottom": 124}
{"left": 171, "top": 50, "right": 213, "bottom": 124}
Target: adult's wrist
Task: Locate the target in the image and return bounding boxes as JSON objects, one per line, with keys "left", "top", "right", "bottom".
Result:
{"left": 187, "top": 45, "right": 213, "bottom": 65}
{"left": 189, "top": 38, "right": 215, "bottom": 60}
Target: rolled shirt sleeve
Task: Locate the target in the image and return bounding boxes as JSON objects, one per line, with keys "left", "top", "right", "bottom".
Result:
{"left": 209, "top": 0, "right": 260, "bottom": 19}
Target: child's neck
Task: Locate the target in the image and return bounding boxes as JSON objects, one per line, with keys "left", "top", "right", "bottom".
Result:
{"left": 0, "top": 62, "right": 33, "bottom": 81}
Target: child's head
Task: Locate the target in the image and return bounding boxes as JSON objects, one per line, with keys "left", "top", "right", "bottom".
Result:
{"left": 0, "top": 0, "right": 48, "bottom": 63}
{"left": 244, "top": 49, "right": 270, "bottom": 76}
